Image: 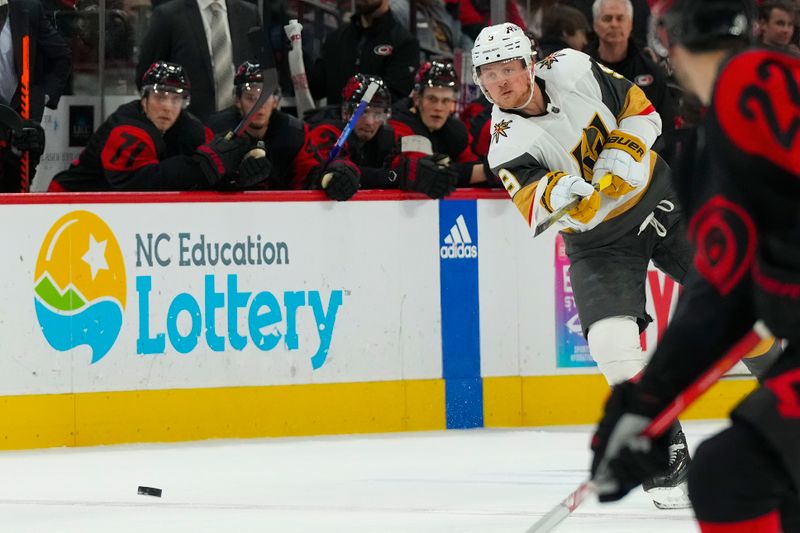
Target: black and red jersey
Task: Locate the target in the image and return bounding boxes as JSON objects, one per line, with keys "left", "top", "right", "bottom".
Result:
{"left": 639, "top": 48, "right": 800, "bottom": 405}
{"left": 206, "top": 107, "right": 321, "bottom": 190}
{"left": 307, "top": 119, "right": 399, "bottom": 189}
{"left": 52, "top": 101, "right": 212, "bottom": 191}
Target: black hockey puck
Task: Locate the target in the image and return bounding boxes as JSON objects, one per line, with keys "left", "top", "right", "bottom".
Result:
{"left": 137, "top": 486, "right": 162, "bottom": 498}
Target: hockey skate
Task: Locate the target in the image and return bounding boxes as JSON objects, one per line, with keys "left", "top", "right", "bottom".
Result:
{"left": 642, "top": 428, "right": 691, "bottom": 509}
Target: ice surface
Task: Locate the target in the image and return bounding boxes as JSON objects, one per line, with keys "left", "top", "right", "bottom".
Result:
{"left": 0, "top": 421, "right": 726, "bottom": 532}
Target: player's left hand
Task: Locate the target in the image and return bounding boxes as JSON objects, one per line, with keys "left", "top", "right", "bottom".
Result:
{"left": 593, "top": 148, "right": 645, "bottom": 199}
{"left": 231, "top": 141, "right": 271, "bottom": 189}
{"left": 593, "top": 130, "right": 648, "bottom": 199}
{"left": 590, "top": 380, "right": 671, "bottom": 503}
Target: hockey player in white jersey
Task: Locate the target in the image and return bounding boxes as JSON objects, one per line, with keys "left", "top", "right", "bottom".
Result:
{"left": 473, "top": 22, "right": 694, "bottom": 509}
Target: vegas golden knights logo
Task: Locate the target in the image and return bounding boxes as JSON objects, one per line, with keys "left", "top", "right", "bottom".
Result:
{"left": 571, "top": 113, "right": 609, "bottom": 181}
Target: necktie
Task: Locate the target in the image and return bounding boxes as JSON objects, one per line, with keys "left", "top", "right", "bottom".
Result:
{"left": 209, "top": 1, "right": 234, "bottom": 110}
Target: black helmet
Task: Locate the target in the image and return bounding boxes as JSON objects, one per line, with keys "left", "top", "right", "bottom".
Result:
{"left": 235, "top": 61, "right": 263, "bottom": 88}
{"left": 341, "top": 74, "right": 391, "bottom": 112}
{"left": 233, "top": 61, "right": 280, "bottom": 99}
{"left": 141, "top": 61, "right": 191, "bottom": 95}
{"left": 649, "top": 0, "right": 752, "bottom": 58}
{"left": 413, "top": 61, "right": 460, "bottom": 94}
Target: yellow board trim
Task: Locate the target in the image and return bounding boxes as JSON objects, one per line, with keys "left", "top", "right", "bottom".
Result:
{"left": 0, "top": 374, "right": 758, "bottom": 450}
{"left": 0, "top": 380, "right": 446, "bottom": 450}
{"left": 483, "top": 374, "right": 758, "bottom": 427}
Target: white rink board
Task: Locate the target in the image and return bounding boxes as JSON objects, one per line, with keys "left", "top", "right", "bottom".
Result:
{"left": 0, "top": 201, "right": 443, "bottom": 395}
{"left": 477, "top": 200, "right": 559, "bottom": 377}
{"left": 478, "top": 199, "right": 682, "bottom": 377}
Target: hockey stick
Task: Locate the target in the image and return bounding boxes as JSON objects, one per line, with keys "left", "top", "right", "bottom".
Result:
{"left": 225, "top": 26, "right": 280, "bottom": 140}
{"left": 524, "top": 320, "right": 772, "bottom": 533}
{"left": 19, "top": 29, "right": 30, "bottom": 192}
{"left": 284, "top": 19, "right": 315, "bottom": 116}
{"left": 533, "top": 174, "right": 613, "bottom": 237}
{"left": 325, "top": 81, "right": 379, "bottom": 165}
{"left": 316, "top": 81, "right": 379, "bottom": 189}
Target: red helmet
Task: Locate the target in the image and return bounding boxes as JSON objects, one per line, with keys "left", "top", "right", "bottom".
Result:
{"left": 342, "top": 74, "right": 391, "bottom": 112}
{"left": 141, "top": 61, "right": 190, "bottom": 95}
{"left": 413, "top": 61, "right": 459, "bottom": 95}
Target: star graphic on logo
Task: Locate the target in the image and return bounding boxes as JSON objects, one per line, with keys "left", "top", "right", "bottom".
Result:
{"left": 538, "top": 52, "right": 565, "bottom": 70}
{"left": 492, "top": 119, "right": 512, "bottom": 144}
{"left": 82, "top": 234, "right": 109, "bottom": 280}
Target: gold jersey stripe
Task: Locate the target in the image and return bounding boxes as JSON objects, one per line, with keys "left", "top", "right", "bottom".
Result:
{"left": 512, "top": 180, "right": 539, "bottom": 226}
{"left": 617, "top": 84, "right": 653, "bottom": 122}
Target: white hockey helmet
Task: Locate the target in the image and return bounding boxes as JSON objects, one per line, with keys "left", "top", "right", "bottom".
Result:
{"left": 471, "top": 23, "right": 536, "bottom": 103}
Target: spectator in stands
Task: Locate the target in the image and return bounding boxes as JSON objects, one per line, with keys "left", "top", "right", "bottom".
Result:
{"left": 308, "top": 0, "right": 419, "bottom": 106}
{"left": 564, "top": 0, "right": 651, "bottom": 46}
{"left": 587, "top": 0, "right": 675, "bottom": 151}
{"left": 0, "top": 0, "right": 71, "bottom": 191}
{"left": 308, "top": 74, "right": 456, "bottom": 200}
{"left": 50, "top": 62, "right": 266, "bottom": 191}
{"left": 390, "top": 61, "right": 488, "bottom": 187}
{"left": 389, "top": 0, "right": 473, "bottom": 58}
{"left": 539, "top": 3, "right": 591, "bottom": 55}
{"left": 136, "top": 0, "right": 258, "bottom": 122}
{"left": 460, "top": 0, "right": 527, "bottom": 41}
{"left": 207, "top": 61, "right": 320, "bottom": 190}
{"left": 758, "top": 0, "right": 797, "bottom": 50}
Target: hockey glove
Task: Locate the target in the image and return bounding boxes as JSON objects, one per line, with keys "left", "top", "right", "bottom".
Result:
{"left": 543, "top": 172, "right": 600, "bottom": 225}
{"left": 194, "top": 133, "right": 253, "bottom": 187}
{"left": 590, "top": 380, "right": 672, "bottom": 503}
{"left": 593, "top": 130, "right": 647, "bottom": 199}
{"left": 393, "top": 153, "right": 458, "bottom": 199}
{"left": 11, "top": 120, "right": 45, "bottom": 157}
{"left": 321, "top": 159, "right": 360, "bottom": 201}
{"left": 227, "top": 142, "right": 271, "bottom": 190}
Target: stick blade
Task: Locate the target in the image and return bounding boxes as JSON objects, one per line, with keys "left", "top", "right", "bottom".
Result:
{"left": 525, "top": 481, "right": 596, "bottom": 533}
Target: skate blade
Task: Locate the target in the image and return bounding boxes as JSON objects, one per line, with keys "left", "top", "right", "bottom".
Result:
{"left": 645, "top": 483, "right": 691, "bottom": 510}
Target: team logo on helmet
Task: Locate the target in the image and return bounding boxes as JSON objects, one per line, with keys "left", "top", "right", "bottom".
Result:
{"left": 414, "top": 61, "right": 459, "bottom": 94}
{"left": 492, "top": 119, "right": 513, "bottom": 144}
{"left": 141, "top": 61, "right": 190, "bottom": 94}
{"left": 342, "top": 74, "right": 391, "bottom": 111}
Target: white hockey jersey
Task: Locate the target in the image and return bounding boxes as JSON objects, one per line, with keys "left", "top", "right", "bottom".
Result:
{"left": 487, "top": 48, "right": 667, "bottom": 234}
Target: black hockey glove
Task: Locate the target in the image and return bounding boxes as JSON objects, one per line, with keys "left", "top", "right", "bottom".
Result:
{"left": 224, "top": 141, "right": 271, "bottom": 190}
{"left": 11, "top": 120, "right": 45, "bottom": 157}
{"left": 590, "top": 380, "right": 672, "bottom": 503}
{"left": 194, "top": 133, "right": 253, "bottom": 187}
{"left": 393, "top": 154, "right": 457, "bottom": 199}
{"left": 320, "top": 159, "right": 360, "bottom": 201}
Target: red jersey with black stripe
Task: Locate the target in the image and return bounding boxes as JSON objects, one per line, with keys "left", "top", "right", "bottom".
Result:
{"left": 53, "top": 100, "right": 211, "bottom": 191}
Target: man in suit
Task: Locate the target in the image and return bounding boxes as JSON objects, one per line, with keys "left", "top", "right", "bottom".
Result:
{"left": 136, "top": 0, "right": 258, "bottom": 122}
{"left": 0, "top": 0, "right": 71, "bottom": 191}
